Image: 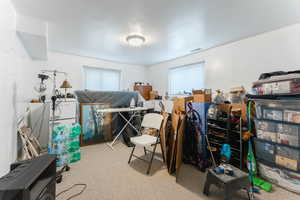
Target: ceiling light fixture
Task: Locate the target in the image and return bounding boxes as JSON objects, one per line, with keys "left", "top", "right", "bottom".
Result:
{"left": 126, "top": 35, "right": 146, "bottom": 47}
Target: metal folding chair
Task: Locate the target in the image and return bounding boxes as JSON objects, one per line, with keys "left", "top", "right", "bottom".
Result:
{"left": 128, "top": 113, "right": 164, "bottom": 174}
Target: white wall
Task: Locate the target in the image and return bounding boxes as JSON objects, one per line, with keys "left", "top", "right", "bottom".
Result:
{"left": 43, "top": 52, "right": 147, "bottom": 94}
{"left": 147, "top": 23, "right": 300, "bottom": 95}
{"left": 0, "top": 0, "right": 42, "bottom": 176}
{"left": 2, "top": 0, "right": 300, "bottom": 176}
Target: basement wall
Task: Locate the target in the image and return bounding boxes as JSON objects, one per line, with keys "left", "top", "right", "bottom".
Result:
{"left": 147, "top": 23, "right": 300, "bottom": 95}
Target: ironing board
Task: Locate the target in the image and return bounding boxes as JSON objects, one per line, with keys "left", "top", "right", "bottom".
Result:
{"left": 97, "top": 107, "right": 149, "bottom": 149}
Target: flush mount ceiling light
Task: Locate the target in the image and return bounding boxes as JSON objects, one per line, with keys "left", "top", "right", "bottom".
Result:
{"left": 126, "top": 35, "right": 146, "bottom": 47}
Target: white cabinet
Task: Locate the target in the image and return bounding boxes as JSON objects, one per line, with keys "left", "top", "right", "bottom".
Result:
{"left": 28, "top": 102, "right": 50, "bottom": 148}
{"left": 29, "top": 99, "right": 77, "bottom": 148}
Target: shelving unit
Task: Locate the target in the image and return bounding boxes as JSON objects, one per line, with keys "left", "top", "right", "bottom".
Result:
{"left": 207, "top": 114, "right": 244, "bottom": 169}
{"left": 248, "top": 94, "right": 300, "bottom": 194}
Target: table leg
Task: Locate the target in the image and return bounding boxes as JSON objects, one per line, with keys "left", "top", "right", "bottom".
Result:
{"left": 203, "top": 172, "right": 213, "bottom": 196}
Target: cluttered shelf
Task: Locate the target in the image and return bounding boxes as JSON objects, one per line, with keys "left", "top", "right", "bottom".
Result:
{"left": 206, "top": 101, "right": 245, "bottom": 170}
{"left": 245, "top": 70, "right": 300, "bottom": 194}
{"left": 207, "top": 122, "right": 241, "bottom": 135}
{"left": 209, "top": 140, "right": 241, "bottom": 152}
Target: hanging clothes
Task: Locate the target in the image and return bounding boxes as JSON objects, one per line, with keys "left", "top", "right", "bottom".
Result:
{"left": 182, "top": 107, "right": 201, "bottom": 166}
{"left": 183, "top": 102, "right": 211, "bottom": 171}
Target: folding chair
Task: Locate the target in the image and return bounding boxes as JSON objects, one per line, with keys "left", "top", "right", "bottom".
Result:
{"left": 128, "top": 113, "right": 164, "bottom": 174}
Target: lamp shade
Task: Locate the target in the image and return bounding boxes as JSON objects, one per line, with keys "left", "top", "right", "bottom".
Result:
{"left": 60, "top": 79, "right": 72, "bottom": 89}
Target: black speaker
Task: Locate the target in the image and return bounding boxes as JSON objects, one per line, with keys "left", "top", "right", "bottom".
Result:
{"left": 0, "top": 154, "right": 56, "bottom": 200}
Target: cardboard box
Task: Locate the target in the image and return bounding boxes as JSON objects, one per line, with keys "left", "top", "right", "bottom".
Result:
{"left": 149, "top": 90, "right": 159, "bottom": 100}
{"left": 193, "top": 94, "right": 212, "bottom": 103}
{"left": 173, "top": 96, "right": 193, "bottom": 112}
{"left": 217, "top": 103, "right": 247, "bottom": 120}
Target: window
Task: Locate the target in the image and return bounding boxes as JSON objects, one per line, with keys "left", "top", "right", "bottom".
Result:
{"left": 168, "top": 62, "right": 204, "bottom": 95}
{"left": 83, "top": 66, "right": 121, "bottom": 91}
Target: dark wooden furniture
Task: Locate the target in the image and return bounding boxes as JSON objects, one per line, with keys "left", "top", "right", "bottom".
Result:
{"left": 203, "top": 165, "right": 250, "bottom": 200}
{"left": 134, "top": 85, "right": 152, "bottom": 100}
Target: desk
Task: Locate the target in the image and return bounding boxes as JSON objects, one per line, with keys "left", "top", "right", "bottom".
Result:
{"left": 97, "top": 107, "right": 149, "bottom": 149}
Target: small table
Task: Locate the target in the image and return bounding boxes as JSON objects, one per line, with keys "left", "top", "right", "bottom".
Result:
{"left": 97, "top": 107, "right": 149, "bottom": 150}
{"left": 203, "top": 165, "right": 251, "bottom": 200}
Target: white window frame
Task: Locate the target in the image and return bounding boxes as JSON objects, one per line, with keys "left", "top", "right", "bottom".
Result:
{"left": 83, "top": 66, "right": 121, "bottom": 91}
{"left": 168, "top": 62, "right": 204, "bottom": 95}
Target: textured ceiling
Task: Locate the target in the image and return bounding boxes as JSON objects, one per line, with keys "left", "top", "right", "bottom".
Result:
{"left": 12, "top": 0, "right": 300, "bottom": 65}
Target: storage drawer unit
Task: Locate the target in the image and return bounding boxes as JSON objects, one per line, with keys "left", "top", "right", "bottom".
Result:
{"left": 254, "top": 138, "right": 300, "bottom": 173}
{"left": 258, "top": 162, "right": 300, "bottom": 194}
{"left": 255, "top": 99, "right": 300, "bottom": 123}
{"left": 276, "top": 146, "right": 300, "bottom": 171}
{"left": 249, "top": 87, "right": 300, "bottom": 190}
{"left": 254, "top": 138, "right": 276, "bottom": 164}
{"left": 254, "top": 119, "right": 277, "bottom": 142}
{"left": 278, "top": 123, "right": 300, "bottom": 147}
{"left": 254, "top": 119, "right": 300, "bottom": 147}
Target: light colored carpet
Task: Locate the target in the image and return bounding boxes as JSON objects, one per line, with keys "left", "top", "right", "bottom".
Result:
{"left": 57, "top": 143, "right": 299, "bottom": 200}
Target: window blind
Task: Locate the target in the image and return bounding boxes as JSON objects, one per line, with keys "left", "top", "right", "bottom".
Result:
{"left": 83, "top": 66, "right": 120, "bottom": 91}
{"left": 168, "top": 63, "right": 204, "bottom": 95}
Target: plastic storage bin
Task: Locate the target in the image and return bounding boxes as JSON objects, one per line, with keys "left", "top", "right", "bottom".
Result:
{"left": 263, "top": 108, "right": 283, "bottom": 121}
{"left": 254, "top": 119, "right": 277, "bottom": 142}
{"left": 254, "top": 138, "right": 276, "bottom": 164}
{"left": 254, "top": 119, "right": 300, "bottom": 147}
{"left": 258, "top": 162, "right": 300, "bottom": 194}
{"left": 276, "top": 146, "right": 300, "bottom": 171}
{"left": 277, "top": 123, "right": 300, "bottom": 147}
{"left": 255, "top": 99, "right": 300, "bottom": 123}
{"left": 252, "top": 73, "right": 300, "bottom": 95}
{"left": 50, "top": 123, "right": 81, "bottom": 167}
{"left": 284, "top": 110, "right": 300, "bottom": 124}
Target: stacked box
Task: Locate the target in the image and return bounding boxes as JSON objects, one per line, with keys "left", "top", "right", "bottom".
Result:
{"left": 254, "top": 99, "right": 300, "bottom": 172}
{"left": 251, "top": 76, "right": 300, "bottom": 193}
{"left": 68, "top": 125, "right": 81, "bottom": 163}
{"left": 50, "top": 123, "right": 81, "bottom": 167}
